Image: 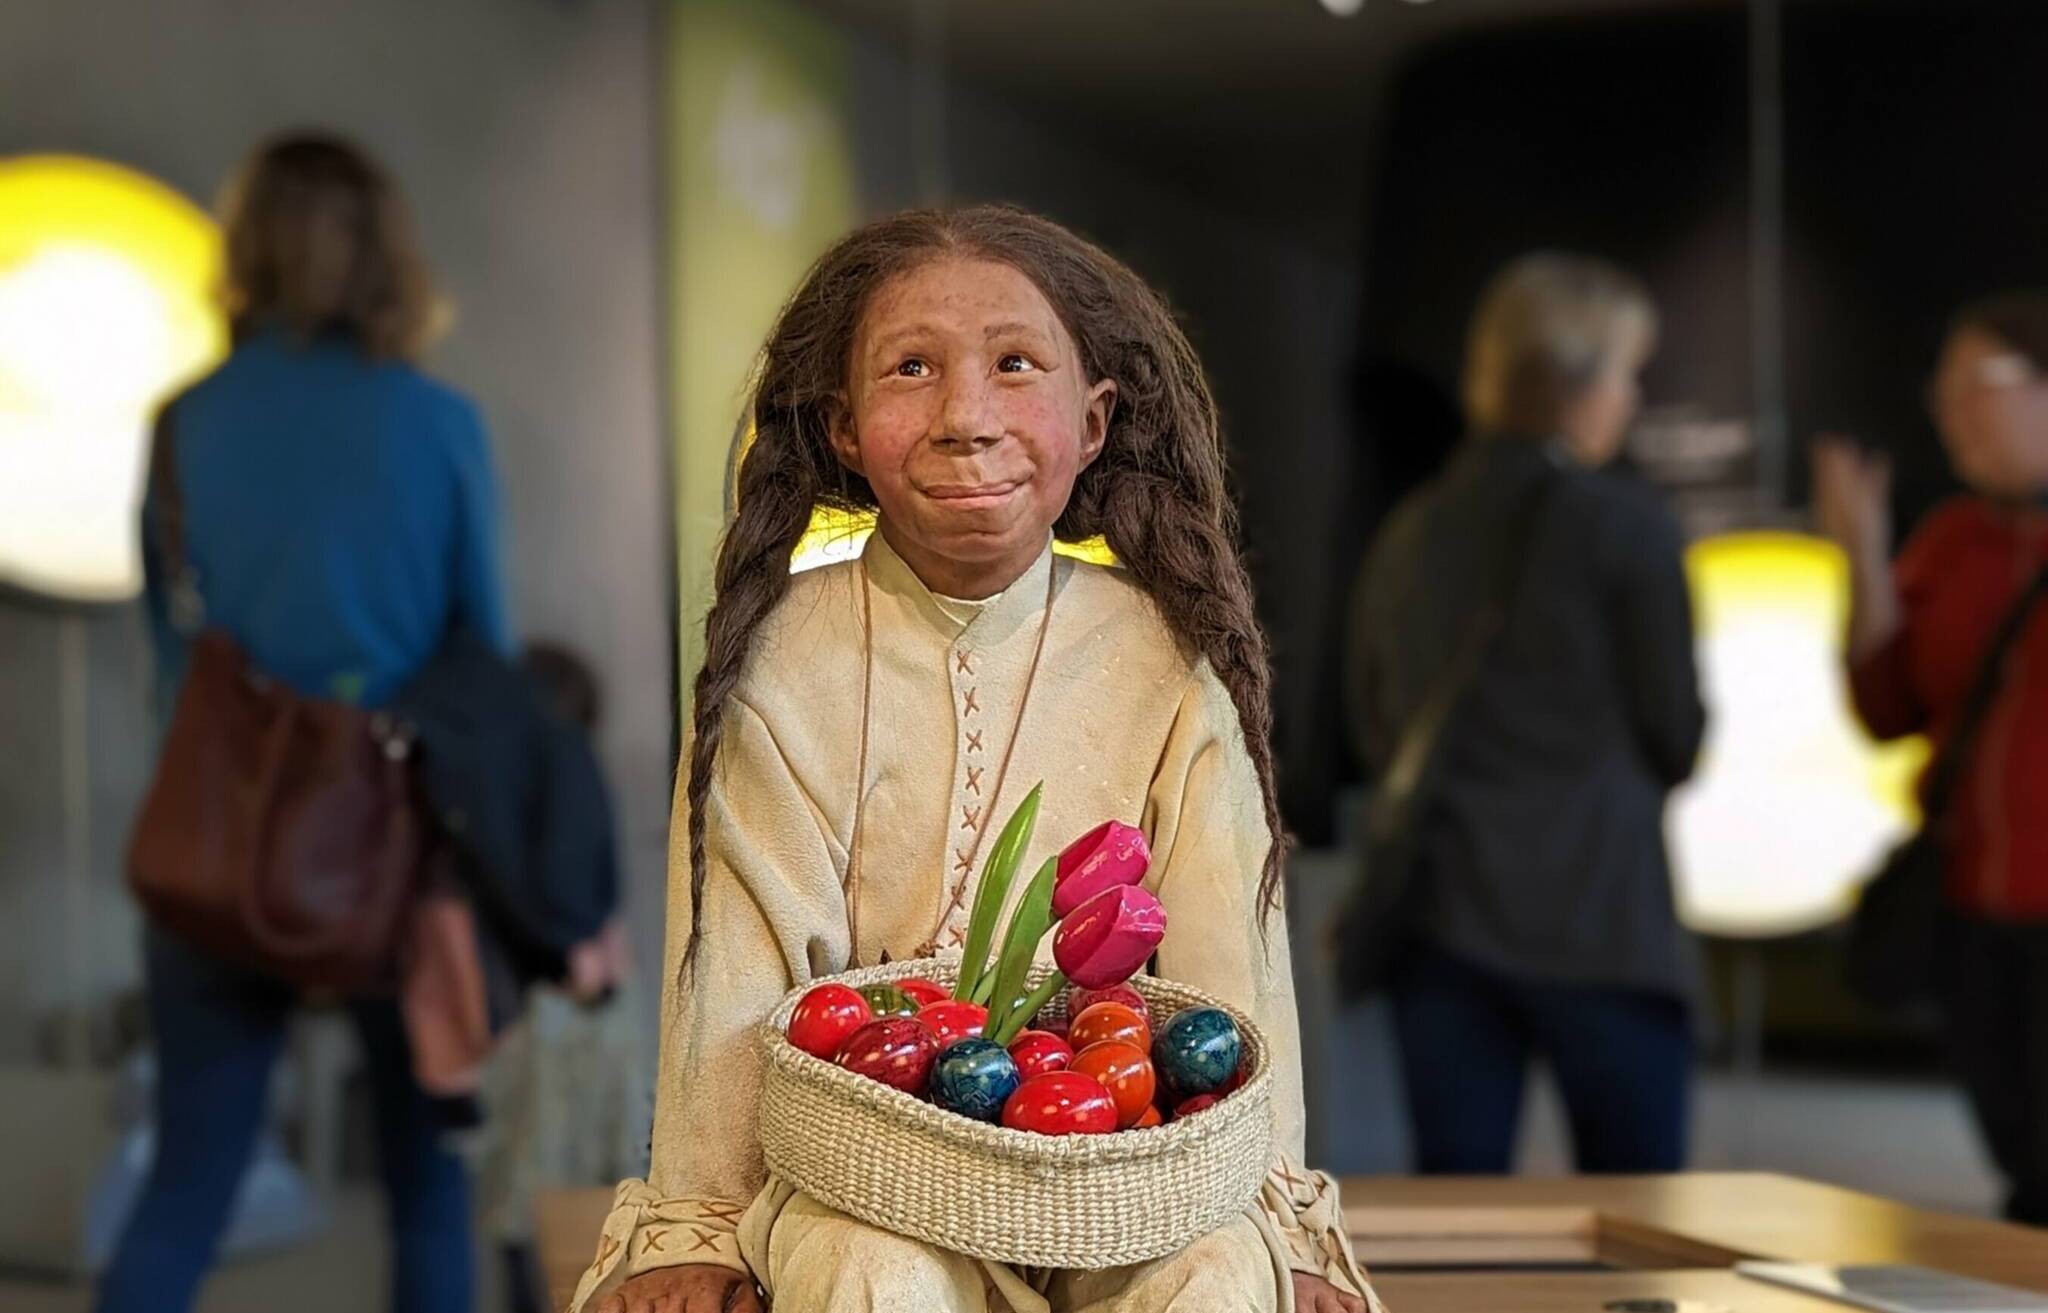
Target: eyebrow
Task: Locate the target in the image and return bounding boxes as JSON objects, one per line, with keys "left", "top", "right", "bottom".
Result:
{"left": 984, "top": 320, "right": 1047, "bottom": 341}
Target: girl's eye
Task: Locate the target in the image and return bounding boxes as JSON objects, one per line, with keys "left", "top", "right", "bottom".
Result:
{"left": 997, "top": 353, "right": 1037, "bottom": 374}
{"left": 894, "top": 358, "right": 931, "bottom": 379}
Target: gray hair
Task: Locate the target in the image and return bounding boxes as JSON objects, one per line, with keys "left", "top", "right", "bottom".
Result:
{"left": 1463, "top": 252, "right": 1658, "bottom": 435}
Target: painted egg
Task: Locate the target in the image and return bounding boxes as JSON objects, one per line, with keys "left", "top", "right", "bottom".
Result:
{"left": 1007, "top": 1029, "right": 1075, "bottom": 1080}
{"left": 930, "top": 1038, "right": 1021, "bottom": 1123}
{"left": 1068, "top": 1040, "right": 1156, "bottom": 1128}
{"left": 859, "top": 984, "right": 919, "bottom": 1020}
{"left": 835, "top": 1018, "right": 939, "bottom": 1094}
{"left": 786, "top": 984, "right": 873, "bottom": 1060}
{"left": 1135, "top": 1105, "right": 1164, "bottom": 1129}
{"left": 1173, "top": 1093, "right": 1220, "bottom": 1120}
{"left": 1000, "top": 1071, "right": 1119, "bottom": 1136}
{"left": 1069, "top": 1000, "right": 1151, "bottom": 1054}
{"left": 916, "top": 1000, "right": 989, "bottom": 1047}
{"left": 1067, "top": 983, "right": 1151, "bottom": 1029}
{"left": 1153, "top": 1007, "right": 1242, "bottom": 1098}
{"left": 896, "top": 977, "right": 951, "bottom": 1008}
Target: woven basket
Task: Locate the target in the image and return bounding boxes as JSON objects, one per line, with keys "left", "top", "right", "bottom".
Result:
{"left": 756, "top": 956, "right": 1273, "bottom": 1270}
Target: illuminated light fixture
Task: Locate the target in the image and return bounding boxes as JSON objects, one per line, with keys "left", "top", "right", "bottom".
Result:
{"left": 1318, "top": 0, "right": 1365, "bottom": 13}
{"left": 0, "top": 155, "right": 225, "bottom": 603}
{"left": 1669, "top": 531, "right": 1926, "bottom": 939}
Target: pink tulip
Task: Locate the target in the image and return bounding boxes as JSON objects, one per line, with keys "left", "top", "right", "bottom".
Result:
{"left": 1052, "top": 820, "right": 1151, "bottom": 919}
{"left": 1054, "top": 885, "right": 1168, "bottom": 989}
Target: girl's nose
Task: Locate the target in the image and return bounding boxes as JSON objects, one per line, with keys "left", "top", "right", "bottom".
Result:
{"left": 933, "top": 373, "right": 1001, "bottom": 449}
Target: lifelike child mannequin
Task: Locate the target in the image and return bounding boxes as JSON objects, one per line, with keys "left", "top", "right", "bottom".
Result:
{"left": 578, "top": 207, "right": 1378, "bottom": 1313}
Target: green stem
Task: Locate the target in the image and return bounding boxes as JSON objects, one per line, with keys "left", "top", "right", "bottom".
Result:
{"left": 954, "top": 784, "right": 1043, "bottom": 1001}
{"left": 990, "top": 970, "right": 1067, "bottom": 1047}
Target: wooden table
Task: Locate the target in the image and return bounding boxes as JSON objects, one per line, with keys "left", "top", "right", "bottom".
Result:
{"left": 540, "top": 1173, "right": 2048, "bottom": 1311}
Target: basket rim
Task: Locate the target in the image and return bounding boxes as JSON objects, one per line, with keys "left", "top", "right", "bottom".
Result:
{"left": 759, "top": 956, "right": 1272, "bottom": 1167}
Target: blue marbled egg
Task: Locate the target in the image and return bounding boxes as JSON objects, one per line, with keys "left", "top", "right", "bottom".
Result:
{"left": 1153, "top": 1007, "right": 1241, "bottom": 1098}
{"left": 930, "top": 1038, "right": 1021, "bottom": 1123}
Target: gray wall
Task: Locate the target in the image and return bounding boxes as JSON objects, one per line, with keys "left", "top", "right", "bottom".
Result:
{"left": 0, "top": 0, "right": 673, "bottom": 1061}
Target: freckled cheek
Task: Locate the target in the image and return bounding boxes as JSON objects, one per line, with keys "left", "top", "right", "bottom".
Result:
{"left": 854, "top": 397, "right": 934, "bottom": 470}
{"left": 1000, "top": 394, "right": 1084, "bottom": 485}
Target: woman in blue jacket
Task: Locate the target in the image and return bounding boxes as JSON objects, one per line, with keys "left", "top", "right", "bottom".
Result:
{"left": 100, "top": 133, "right": 509, "bottom": 1313}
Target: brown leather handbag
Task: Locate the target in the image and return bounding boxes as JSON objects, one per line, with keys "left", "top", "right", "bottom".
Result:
{"left": 126, "top": 408, "right": 423, "bottom": 994}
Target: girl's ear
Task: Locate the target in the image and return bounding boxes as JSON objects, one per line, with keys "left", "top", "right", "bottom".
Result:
{"left": 1079, "top": 378, "right": 1117, "bottom": 469}
{"left": 826, "top": 393, "right": 865, "bottom": 476}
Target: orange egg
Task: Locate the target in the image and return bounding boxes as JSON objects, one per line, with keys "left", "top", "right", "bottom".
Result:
{"left": 1068, "top": 1001, "right": 1150, "bottom": 1054}
{"left": 1068, "top": 1040, "right": 1156, "bottom": 1128}
{"left": 1134, "top": 1105, "right": 1163, "bottom": 1129}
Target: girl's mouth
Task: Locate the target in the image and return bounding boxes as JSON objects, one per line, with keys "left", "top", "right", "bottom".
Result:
{"left": 922, "top": 480, "right": 1026, "bottom": 511}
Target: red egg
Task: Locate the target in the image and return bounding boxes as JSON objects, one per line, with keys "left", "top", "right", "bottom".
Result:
{"left": 1135, "top": 1105, "right": 1164, "bottom": 1129}
{"left": 835, "top": 1018, "right": 939, "bottom": 1094}
{"left": 1007, "top": 1029, "right": 1075, "bottom": 1080}
{"left": 1069, "top": 1001, "right": 1151, "bottom": 1054}
{"left": 897, "top": 977, "right": 950, "bottom": 1008}
{"left": 916, "top": 1000, "right": 989, "bottom": 1047}
{"left": 1069, "top": 1040, "right": 1156, "bottom": 1128}
{"left": 786, "top": 984, "right": 873, "bottom": 1060}
{"left": 1000, "top": 1071, "right": 1119, "bottom": 1136}
{"left": 1173, "top": 1093, "right": 1220, "bottom": 1120}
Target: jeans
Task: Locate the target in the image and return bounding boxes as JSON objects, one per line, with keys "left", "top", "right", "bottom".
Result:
{"left": 1390, "top": 942, "right": 1692, "bottom": 1174}
{"left": 97, "top": 930, "right": 473, "bottom": 1313}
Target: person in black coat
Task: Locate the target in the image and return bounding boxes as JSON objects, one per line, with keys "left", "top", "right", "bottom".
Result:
{"left": 1346, "top": 253, "right": 1706, "bottom": 1174}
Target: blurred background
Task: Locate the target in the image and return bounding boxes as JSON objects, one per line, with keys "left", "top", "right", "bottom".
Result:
{"left": 4, "top": 0, "right": 2046, "bottom": 1309}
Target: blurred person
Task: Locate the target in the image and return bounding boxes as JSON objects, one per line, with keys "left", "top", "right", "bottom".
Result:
{"left": 1817, "top": 291, "right": 2048, "bottom": 1226}
{"left": 1345, "top": 253, "right": 1705, "bottom": 1174}
{"left": 100, "top": 133, "right": 507, "bottom": 1313}
{"left": 476, "top": 641, "right": 639, "bottom": 1313}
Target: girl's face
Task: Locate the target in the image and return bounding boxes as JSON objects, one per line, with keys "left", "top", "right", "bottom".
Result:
{"left": 833, "top": 257, "right": 1116, "bottom": 599}
{"left": 1932, "top": 327, "right": 2048, "bottom": 500}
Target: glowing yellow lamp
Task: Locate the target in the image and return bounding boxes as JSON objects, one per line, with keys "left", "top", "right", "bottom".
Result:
{"left": 1670, "top": 531, "right": 1927, "bottom": 938}
{"left": 0, "top": 155, "right": 224, "bottom": 602}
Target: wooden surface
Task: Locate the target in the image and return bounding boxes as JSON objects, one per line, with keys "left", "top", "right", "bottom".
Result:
{"left": 540, "top": 1173, "right": 2048, "bottom": 1311}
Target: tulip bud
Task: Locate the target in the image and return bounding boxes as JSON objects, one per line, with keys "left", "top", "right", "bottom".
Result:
{"left": 1052, "top": 820, "right": 1150, "bottom": 919}
{"left": 1054, "top": 885, "right": 1167, "bottom": 990}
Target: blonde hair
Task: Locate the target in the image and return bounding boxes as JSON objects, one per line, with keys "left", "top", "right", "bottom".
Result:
{"left": 219, "top": 132, "right": 445, "bottom": 361}
{"left": 1463, "top": 252, "right": 1657, "bottom": 436}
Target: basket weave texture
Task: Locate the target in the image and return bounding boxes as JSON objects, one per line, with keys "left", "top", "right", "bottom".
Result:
{"left": 756, "top": 957, "right": 1274, "bottom": 1270}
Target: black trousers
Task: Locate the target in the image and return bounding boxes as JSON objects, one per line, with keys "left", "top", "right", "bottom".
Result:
{"left": 1942, "top": 916, "right": 2048, "bottom": 1226}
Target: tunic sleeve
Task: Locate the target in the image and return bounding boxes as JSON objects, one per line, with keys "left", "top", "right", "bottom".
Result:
{"left": 570, "top": 697, "right": 849, "bottom": 1310}
{"left": 1145, "top": 666, "right": 1379, "bottom": 1306}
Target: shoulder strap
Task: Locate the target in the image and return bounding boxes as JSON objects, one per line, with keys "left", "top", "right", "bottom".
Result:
{"left": 1923, "top": 557, "right": 2048, "bottom": 821}
{"left": 148, "top": 403, "right": 205, "bottom": 634}
{"left": 1371, "top": 465, "right": 1561, "bottom": 828}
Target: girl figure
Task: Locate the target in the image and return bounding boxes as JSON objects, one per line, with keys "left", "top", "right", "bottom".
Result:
{"left": 577, "top": 207, "right": 1376, "bottom": 1313}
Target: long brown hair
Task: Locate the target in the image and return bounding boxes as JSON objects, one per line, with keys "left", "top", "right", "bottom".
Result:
{"left": 219, "top": 132, "right": 442, "bottom": 361}
{"left": 682, "top": 205, "right": 1283, "bottom": 971}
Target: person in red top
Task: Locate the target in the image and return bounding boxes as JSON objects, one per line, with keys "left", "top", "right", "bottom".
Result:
{"left": 1816, "top": 290, "right": 2048, "bottom": 1226}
